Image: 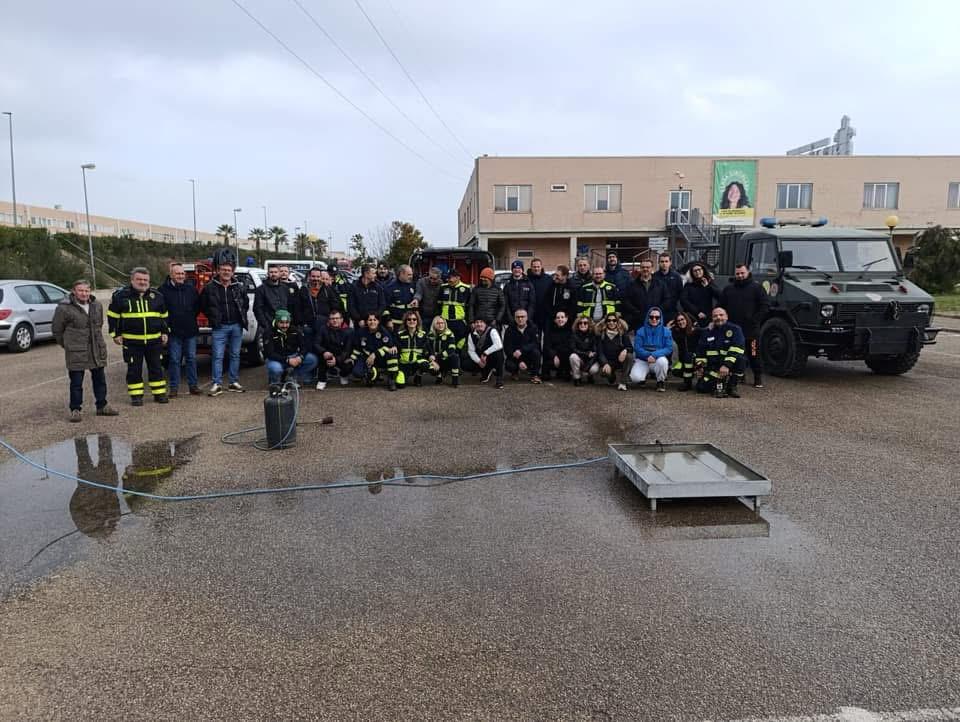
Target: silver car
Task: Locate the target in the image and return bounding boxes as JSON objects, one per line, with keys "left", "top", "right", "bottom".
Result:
{"left": 0, "top": 279, "right": 70, "bottom": 352}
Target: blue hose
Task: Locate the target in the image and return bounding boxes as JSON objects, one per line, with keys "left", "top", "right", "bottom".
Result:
{"left": 0, "top": 437, "right": 608, "bottom": 503}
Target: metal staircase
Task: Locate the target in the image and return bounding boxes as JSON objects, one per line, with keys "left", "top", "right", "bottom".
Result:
{"left": 667, "top": 208, "right": 723, "bottom": 269}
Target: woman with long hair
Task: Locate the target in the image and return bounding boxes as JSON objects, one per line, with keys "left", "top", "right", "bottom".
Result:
{"left": 720, "top": 181, "right": 751, "bottom": 209}
{"left": 680, "top": 262, "right": 720, "bottom": 327}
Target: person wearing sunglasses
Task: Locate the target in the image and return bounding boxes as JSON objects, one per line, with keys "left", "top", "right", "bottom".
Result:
{"left": 395, "top": 310, "right": 430, "bottom": 388}
{"left": 629, "top": 306, "right": 673, "bottom": 391}
{"left": 570, "top": 316, "right": 600, "bottom": 387}
{"left": 596, "top": 313, "right": 631, "bottom": 391}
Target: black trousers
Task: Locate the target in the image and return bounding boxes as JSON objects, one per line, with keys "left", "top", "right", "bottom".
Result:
{"left": 462, "top": 350, "right": 505, "bottom": 379}
{"left": 696, "top": 357, "right": 746, "bottom": 393}
{"left": 317, "top": 353, "right": 352, "bottom": 382}
{"left": 124, "top": 344, "right": 166, "bottom": 398}
{"left": 505, "top": 349, "right": 542, "bottom": 376}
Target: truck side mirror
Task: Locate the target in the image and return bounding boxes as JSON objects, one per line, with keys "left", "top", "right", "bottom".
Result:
{"left": 777, "top": 250, "right": 793, "bottom": 268}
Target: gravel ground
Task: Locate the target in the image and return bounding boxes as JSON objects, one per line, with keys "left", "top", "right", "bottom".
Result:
{"left": 0, "top": 335, "right": 958, "bottom": 721}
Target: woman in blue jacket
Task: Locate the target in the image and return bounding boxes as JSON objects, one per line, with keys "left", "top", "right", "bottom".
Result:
{"left": 629, "top": 307, "right": 673, "bottom": 391}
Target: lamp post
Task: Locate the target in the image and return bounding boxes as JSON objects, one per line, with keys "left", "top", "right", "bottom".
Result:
{"left": 188, "top": 179, "right": 198, "bottom": 242}
{"left": 262, "top": 205, "right": 267, "bottom": 231}
{"left": 233, "top": 207, "right": 242, "bottom": 253}
{"left": 2, "top": 112, "right": 16, "bottom": 226}
{"left": 81, "top": 163, "right": 96, "bottom": 288}
{"left": 885, "top": 214, "right": 899, "bottom": 248}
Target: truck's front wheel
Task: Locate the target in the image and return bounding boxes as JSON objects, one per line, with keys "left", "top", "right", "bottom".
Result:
{"left": 759, "top": 317, "right": 807, "bottom": 377}
{"left": 865, "top": 351, "right": 920, "bottom": 375}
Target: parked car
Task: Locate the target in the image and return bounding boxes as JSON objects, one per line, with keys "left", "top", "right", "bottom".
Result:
{"left": 0, "top": 280, "right": 70, "bottom": 352}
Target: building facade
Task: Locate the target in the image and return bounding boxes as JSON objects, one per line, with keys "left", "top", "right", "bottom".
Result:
{"left": 458, "top": 155, "right": 960, "bottom": 270}
{"left": 0, "top": 200, "right": 260, "bottom": 249}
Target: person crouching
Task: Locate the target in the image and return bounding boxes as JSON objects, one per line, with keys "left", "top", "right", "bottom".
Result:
{"left": 464, "top": 318, "right": 505, "bottom": 389}
{"left": 629, "top": 306, "right": 672, "bottom": 391}
{"left": 596, "top": 313, "right": 631, "bottom": 391}
{"left": 570, "top": 315, "right": 599, "bottom": 387}
{"left": 264, "top": 309, "right": 318, "bottom": 387}
{"left": 351, "top": 312, "right": 399, "bottom": 391}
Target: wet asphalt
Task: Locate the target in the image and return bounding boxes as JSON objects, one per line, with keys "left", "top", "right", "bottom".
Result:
{"left": 0, "top": 332, "right": 958, "bottom": 720}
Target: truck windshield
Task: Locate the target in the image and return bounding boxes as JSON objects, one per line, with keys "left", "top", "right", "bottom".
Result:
{"left": 835, "top": 240, "right": 897, "bottom": 272}
{"left": 780, "top": 240, "right": 839, "bottom": 272}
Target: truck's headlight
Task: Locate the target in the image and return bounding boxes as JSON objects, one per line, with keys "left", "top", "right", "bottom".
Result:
{"left": 820, "top": 304, "right": 835, "bottom": 318}
{"left": 917, "top": 303, "right": 930, "bottom": 315}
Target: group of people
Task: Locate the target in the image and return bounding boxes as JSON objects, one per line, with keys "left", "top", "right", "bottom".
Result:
{"left": 51, "top": 249, "right": 771, "bottom": 420}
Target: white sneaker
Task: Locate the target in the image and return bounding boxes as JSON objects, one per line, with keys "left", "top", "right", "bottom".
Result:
{"left": 617, "top": 383, "right": 628, "bottom": 391}
{"left": 316, "top": 381, "right": 327, "bottom": 390}
{"left": 339, "top": 375, "right": 350, "bottom": 386}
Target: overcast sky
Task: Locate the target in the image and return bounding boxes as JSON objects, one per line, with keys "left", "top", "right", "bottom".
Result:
{"left": 2, "top": 0, "right": 958, "bottom": 250}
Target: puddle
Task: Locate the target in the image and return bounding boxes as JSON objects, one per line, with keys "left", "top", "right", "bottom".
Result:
{"left": 0, "top": 434, "right": 195, "bottom": 596}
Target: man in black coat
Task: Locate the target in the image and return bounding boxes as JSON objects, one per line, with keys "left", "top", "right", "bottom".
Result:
{"left": 719, "top": 263, "right": 770, "bottom": 388}
{"left": 654, "top": 252, "right": 684, "bottom": 320}
{"left": 621, "top": 259, "right": 664, "bottom": 330}
{"left": 503, "top": 260, "right": 537, "bottom": 324}
{"left": 254, "top": 265, "right": 299, "bottom": 336}
{"left": 526, "top": 257, "right": 553, "bottom": 330}
{"left": 543, "top": 265, "right": 577, "bottom": 327}
{"left": 349, "top": 264, "right": 386, "bottom": 328}
{"left": 159, "top": 263, "right": 201, "bottom": 397}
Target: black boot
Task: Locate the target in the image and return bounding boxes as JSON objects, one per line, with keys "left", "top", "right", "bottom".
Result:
{"left": 753, "top": 373, "right": 763, "bottom": 389}
{"left": 726, "top": 378, "right": 741, "bottom": 398}
{"left": 452, "top": 375, "right": 460, "bottom": 387}
{"left": 678, "top": 378, "right": 692, "bottom": 392}
{"left": 414, "top": 374, "right": 422, "bottom": 387}
{"left": 388, "top": 377, "right": 397, "bottom": 392}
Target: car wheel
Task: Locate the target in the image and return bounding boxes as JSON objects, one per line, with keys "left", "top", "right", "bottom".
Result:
{"left": 9, "top": 323, "right": 34, "bottom": 352}
{"left": 243, "top": 334, "right": 265, "bottom": 367}
{"left": 759, "top": 317, "right": 806, "bottom": 377}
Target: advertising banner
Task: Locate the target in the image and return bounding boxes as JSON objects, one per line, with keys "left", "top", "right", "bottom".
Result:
{"left": 712, "top": 160, "right": 757, "bottom": 226}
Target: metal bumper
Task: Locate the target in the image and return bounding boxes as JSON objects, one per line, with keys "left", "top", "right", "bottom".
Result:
{"left": 797, "top": 322, "right": 938, "bottom": 354}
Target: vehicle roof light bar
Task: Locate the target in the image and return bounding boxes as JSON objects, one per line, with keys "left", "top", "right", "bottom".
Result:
{"left": 760, "top": 217, "right": 829, "bottom": 228}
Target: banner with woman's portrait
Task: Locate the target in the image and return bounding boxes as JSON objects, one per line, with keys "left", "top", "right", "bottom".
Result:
{"left": 712, "top": 160, "right": 757, "bottom": 226}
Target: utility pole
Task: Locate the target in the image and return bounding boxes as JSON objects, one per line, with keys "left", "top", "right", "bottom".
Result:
{"left": 233, "top": 208, "right": 242, "bottom": 254}
{"left": 188, "top": 179, "right": 198, "bottom": 242}
{"left": 2, "top": 112, "right": 16, "bottom": 226}
{"left": 81, "top": 163, "right": 97, "bottom": 288}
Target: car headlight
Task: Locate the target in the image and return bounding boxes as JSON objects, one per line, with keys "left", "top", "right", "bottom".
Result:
{"left": 917, "top": 303, "right": 930, "bottom": 315}
{"left": 820, "top": 304, "right": 835, "bottom": 318}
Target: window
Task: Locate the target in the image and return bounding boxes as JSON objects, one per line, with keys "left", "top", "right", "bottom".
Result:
{"left": 668, "top": 190, "right": 691, "bottom": 223}
{"left": 40, "top": 285, "right": 67, "bottom": 303}
{"left": 585, "top": 184, "right": 622, "bottom": 212}
{"left": 776, "top": 183, "right": 813, "bottom": 210}
{"left": 863, "top": 182, "right": 899, "bottom": 209}
{"left": 494, "top": 185, "right": 532, "bottom": 212}
{"left": 748, "top": 240, "right": 778, "bottom": 277}
{"left": 949, "top": 182, "right": 960, "bottom": 209}
{"left": 14, "top": 285, "right": 47, "bottom": 305}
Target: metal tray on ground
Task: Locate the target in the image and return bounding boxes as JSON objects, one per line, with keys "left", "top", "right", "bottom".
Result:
{"left": 608, "top": 443, "right": 772, "bottom": 511}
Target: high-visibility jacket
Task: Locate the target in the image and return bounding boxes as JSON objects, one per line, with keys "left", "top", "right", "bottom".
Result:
{"left": 396, "top": 329, "right": 429, "bottom": 365}
{"left": 439, "top": 282, "right": 471, "bottom": 321}
{"left": 577, "top": 280, "right": 619, "bottom": 318}
{"left": 694, "top": 322, "right": 746, "bottom": 378}
{"left": 107, "top": 286, "right": 168, "bottom": 345}
{"left": 428, "top": 329, "right": 458, "bottom": 361}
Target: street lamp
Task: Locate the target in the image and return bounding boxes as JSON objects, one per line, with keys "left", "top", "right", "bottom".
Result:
{"left": 188, "top": 179, "right": 198, "bottom": 243}
{"left": 262, "top": 205, "right": 267, "bottom": 231}
{"left": 2, "top": 112, "right": 16, "bottom": 226}
{"left": 81, "top": 163, "right": 96, "bottom": 288}
{"left": 885, "top": 214, "right": 899, "bottom": 246}
{"left": 233, "top": 207, "right": 242, "bottom": 253}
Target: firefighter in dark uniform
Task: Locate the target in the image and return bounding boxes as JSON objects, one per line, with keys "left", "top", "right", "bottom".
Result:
{"left": 383, "top": 264, "right": 416, "bottom": 331}
{"left": 427, "top": 316, "right": 460, "bottom": 386}
{"left": 108, "top": 266, "right": 169, "bottom": 405}
{"left": 328, "top": 264, "right": 352, "bottom": 321}
{"left": 351, "top": 312, "right": 400, "bottom": 391}
{"left": 395, "top": 311, "right": 431, "bottom": 387}
{"left": 694, "top": 307, "right": 746, "bottom": 398}
{"left": 438, "top": 267, "right": 471, "bottom": 348}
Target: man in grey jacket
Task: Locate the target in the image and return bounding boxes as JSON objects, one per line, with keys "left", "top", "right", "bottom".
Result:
{"left": 412, "top": 267, "right": 443, "bottom": 329}
{"left": 52, "top": 279, "right": 119, "bottom": 422}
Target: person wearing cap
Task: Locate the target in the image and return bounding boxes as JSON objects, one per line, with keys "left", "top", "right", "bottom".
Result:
{"left": 438, "top": 267, "right": 471, "bottom": 349}
{"left": 467, "top": 267, "right": 505, "bottom": 327}
{"left": 264, "top": 309, "right": 318, "bottom": 386}
{"left": 503, "top": 260, "right": 537, "bottom": 325}
{"left": 604, "top": 251, "right": 632, "bottom": 294}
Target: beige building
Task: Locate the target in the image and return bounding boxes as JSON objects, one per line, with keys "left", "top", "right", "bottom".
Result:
{"left": 0, "top": 200, "right": 260, "bottom": 249}
{"left": 458, "top": 155, "right": 960, "bottom": 269}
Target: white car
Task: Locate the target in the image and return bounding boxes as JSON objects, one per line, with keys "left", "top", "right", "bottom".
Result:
{"left": 0, "top": 279, "right": 69, "bottom": 352}
{"left": 183, "top": 264, "right": 266, "bottom": 366}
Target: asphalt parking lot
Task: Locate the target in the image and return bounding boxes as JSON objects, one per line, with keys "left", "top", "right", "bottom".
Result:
{"left": 1, "top": 328, "right": 959, "bottom": 720}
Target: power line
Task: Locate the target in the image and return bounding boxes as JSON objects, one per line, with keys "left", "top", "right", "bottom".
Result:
{"left": 351, "top": 0, "right": 474, "bottom": 160}
{"left": 289, "top": 0, "right": 464, "bottom": 167}
{"left": 228, "top": 0, "right": 462, "bottom": 182}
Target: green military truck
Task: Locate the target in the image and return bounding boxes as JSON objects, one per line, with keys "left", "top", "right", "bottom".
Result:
{"left": 710, "top": 219, "right": 939, "bottom": 377}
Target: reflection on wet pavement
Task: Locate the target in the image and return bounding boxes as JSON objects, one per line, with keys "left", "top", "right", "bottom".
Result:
{"left": 0, "top": 434, "right": 195, "bottom": 596}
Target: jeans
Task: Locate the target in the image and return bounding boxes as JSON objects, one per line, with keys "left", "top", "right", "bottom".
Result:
{"left": 266, "top": 353, "right": 319, "bottom": 384}
{"left": 167, "top": 335, "right": 198, "bottom": 390}
{"left": 211, "top": 323, "right": 243, "bottom": 385}
{"left": 69, "top": 367, "right": 108, "bottom": 411}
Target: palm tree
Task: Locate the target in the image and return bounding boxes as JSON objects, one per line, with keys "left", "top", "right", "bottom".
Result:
{"left": 312, "top": 236, "right": 329, "bottom": 260}
{"left": 294, "top": 232, "right": 309, "bottom": 257}
{"left": 269, "top": 225, "right": 287, "bottom": 253}
{"left": 216, "top": 224, "right": 235, "bottom": 244}
{"left": 248, "top": 227, "right": 267, "bottom": 255}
